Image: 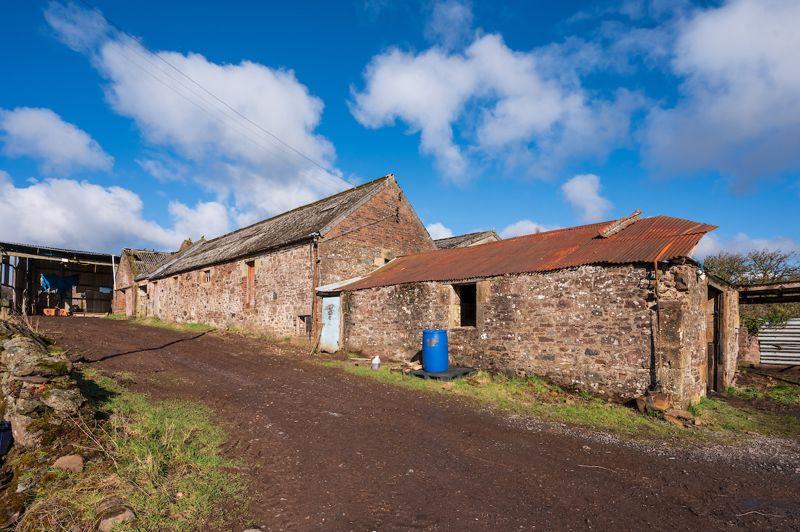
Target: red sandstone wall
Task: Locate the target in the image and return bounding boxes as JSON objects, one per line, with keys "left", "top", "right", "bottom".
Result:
{"left": 112, "top": 254, "right": 134, "bottom": 315}
{"left": 343, "top": 263, "right": 715, "bottom": 405}
{"left": 319, "top": 179, "right": 434, "bottom": 285}
{"left": 153, "top": 244, "right": 313, "bottom": 336}
{"left": 343, "top": 265, "right": 655, "bottom": 401}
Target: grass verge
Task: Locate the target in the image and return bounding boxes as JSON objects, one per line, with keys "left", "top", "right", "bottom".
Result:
{"left": 105, "top": 314, "right": 215, "bottom": 334}
{"left": 324, "top": 361, "right": 800, "bottom": 442}
{"left": 15, "top": 368, "right": 244, "bottom": 531}
{"left": 727, "top": 383, "right": 800, "bottom": 406}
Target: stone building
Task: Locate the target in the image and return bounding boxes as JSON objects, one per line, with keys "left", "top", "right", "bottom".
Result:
{"left": 435, "top": 230, "right": 500, "bottom": 249}
{"left": 332, "top": 213, "right": 739, "bottom": 407}
{"left": 113, "top": 248, "right": 175, "bottom": 316}
{"left": 114, "top": 174, "right": 434, "bottom": 338}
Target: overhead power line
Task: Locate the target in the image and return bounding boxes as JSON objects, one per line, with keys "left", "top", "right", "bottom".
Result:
{"left": 75, "top": 0, "right": 341, "bottom": 181}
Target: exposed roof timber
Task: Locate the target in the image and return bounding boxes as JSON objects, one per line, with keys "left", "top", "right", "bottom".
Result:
{"left": 738, "top": 280, "right": 800, "bottom": 294}
{"left": 0, "top": 241, "right": 117, "bottom": 267}
{"left": 738, "top": 281, "right": 800, "bottom": 305}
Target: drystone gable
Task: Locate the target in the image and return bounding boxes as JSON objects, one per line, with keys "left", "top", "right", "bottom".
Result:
{"left": 154, "top": 244, "right": 313, "bottom": 335}
{"left": 319, "top": 179, "right": 435, "bottom": 284}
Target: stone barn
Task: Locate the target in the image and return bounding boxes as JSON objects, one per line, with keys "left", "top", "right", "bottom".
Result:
{"left": 114, "top": 174, "right": 434, "bottom": 338}
{"left": 332, "top": 213, "right": 739, "bottom": 407}
{"left": 112, "top": 248, "right": 176, "bottom": 316}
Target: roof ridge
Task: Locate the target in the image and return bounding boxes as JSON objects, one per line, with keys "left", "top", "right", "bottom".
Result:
{"left": 199, "top": 174, "right": 391, "bottom": 247}
{"left": 435, "top": 229, "right": 497, "bottom": 242}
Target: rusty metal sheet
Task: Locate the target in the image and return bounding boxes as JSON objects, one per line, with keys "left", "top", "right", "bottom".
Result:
{"left": 344, "top": 216, "right": 716, "bottom": 291}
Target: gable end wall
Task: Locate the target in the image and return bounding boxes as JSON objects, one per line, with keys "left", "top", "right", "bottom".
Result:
{"left": 318, "top": 179, "right": 435, "bottom": 285}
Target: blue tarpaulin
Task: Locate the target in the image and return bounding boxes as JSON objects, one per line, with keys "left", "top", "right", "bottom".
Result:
{"left": 40, "top": 274, "right": 79, "bottom": 294}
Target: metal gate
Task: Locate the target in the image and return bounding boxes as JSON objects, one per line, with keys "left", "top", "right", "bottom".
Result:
{"left": 759, "top": 318, "right": 800, "bottom": 365}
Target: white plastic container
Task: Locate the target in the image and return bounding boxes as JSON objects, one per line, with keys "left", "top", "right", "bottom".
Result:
{"left": 371, "top": 355, "right": 381, "bottom": 370}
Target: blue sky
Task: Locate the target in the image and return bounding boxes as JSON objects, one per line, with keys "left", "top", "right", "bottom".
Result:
{"left": 1, "top": 0, "right": 798, "bottom": 256}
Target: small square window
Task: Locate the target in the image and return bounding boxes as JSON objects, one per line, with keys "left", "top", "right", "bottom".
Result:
{"left": 204, "top": 270, "right": 211, "bottom": 282}
{"left": 452, "top": 283, "right": 477, "bottom": 327}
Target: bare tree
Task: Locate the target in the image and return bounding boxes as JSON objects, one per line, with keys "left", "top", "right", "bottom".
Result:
{"left": 704, "top": 249, "right": 800, "bottom": 333}
{"left": 704, "top": 249, "right": 800, "bottom": 285}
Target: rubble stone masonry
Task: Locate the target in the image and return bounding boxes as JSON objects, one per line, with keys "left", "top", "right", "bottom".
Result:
{"left": 144, "top": 178, "right": 434, "bottom": 338}
{"left": 154, "top": 244, "right": 313, "bottom": 336}
{"left": 318, "top": 180, "right": 435, "bottom": 284}
{"left": 343, "top": 263, "right": 715, "bottom": 405}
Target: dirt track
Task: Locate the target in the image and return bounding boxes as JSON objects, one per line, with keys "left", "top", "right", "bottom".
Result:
{"left": 38, "top": 317, "right": 800, "bottom": 531}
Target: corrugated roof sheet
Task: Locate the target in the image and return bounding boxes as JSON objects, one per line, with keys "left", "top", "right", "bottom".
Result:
{"left": 149, "top": 175, "right": 391, "bottom": 279}
{"left": 434, "top": 230, "right": 500, "bottom": 249}
{"left": 344, "top": 215, "right": 716, "bottom": 290}
{"left": 0, "top": 241, "right": 118, "bottom": 262}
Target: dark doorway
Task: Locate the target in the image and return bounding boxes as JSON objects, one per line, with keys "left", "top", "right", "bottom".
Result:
{"left": 706, "top": 286, "right": 723, "bottom": 393}
{"left": 453, "top": 283, "right": 477, "bottom": 327}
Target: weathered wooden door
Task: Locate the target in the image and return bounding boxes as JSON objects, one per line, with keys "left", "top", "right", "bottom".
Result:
{"left": 320, "top": 296, "right": 340, "bottom": 353}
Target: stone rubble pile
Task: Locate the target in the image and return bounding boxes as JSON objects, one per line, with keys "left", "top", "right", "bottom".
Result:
{"left": 0, "top": 319, "right": 86, "bottom": 447}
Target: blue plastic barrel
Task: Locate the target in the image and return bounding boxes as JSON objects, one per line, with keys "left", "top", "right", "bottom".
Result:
{"left": 422, "top": 329, "right": 449, "bottom": 373}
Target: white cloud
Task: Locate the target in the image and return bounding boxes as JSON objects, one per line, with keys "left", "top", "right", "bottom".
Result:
{"left": 560, "top": 173, "right": 613, "bottom": 222}
{"left": 168, "top": 200, "right": 231, "bottom": 241}
{"left": 426, "top": 222, "right": 454, "bottom": 239}
{"left": 0, "top": 107, "right": 113, "bottom": 175}
{"left": 136, "top": 157, "right": 187, "bottom": 183}
{"left": 694, "top": 232, "right": 799, "bottom": 259}
{"left": 499, "top": 219, "right": 555, "bottom": 238}
{"left": 0, "top": 171, "right": 228, "bottom": 253}
{"left": 45, "top": 2, "right": 348, "bottom": 221}
{"left": 425, "top": 0, "right": 474, "bottom": 50}
{"left": 351, "top": 34, "right": 642, "bottom": 182}
{"left": 643, "top": 0, "right": 800, "bottom": 187}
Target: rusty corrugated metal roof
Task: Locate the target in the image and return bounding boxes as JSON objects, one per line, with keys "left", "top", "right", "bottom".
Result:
{"left": 343, "top": 215, "right": 716, "bottom": 290}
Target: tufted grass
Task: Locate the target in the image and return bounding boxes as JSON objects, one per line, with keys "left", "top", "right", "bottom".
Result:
{"left": 324, "top": 361, "right": 800, "bottom": 442}
{"left": 727, "top": 383, "right": 800, "bottom": 406}
{"left": 15, "top": 368, "right": 244, "bottom": 531}
{"left": 104, "top": 314, "right": 215, "bottom": 334}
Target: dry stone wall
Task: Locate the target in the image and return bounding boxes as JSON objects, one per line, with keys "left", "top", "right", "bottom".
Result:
{"left": 0, "top": 320, "right": 86, "bottom": 448}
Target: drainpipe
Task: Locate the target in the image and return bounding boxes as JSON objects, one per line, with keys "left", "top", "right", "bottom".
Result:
{"left": 650, "top": 242, "right": 675, "bottom": 391}
{"left": 650, "top": 259, "right": 661, "bottom": 390}
{"left": 310, "top": 233, "right": 321, "bottom": 349}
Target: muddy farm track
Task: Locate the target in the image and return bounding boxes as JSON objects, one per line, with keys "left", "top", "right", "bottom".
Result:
{"left": 38, "top": 318, "right": 799, "bottom": 531}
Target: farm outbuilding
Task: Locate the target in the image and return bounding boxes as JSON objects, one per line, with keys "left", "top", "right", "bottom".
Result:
{"left": 114, "top": 174, "right": 435, "bottom": 339}
{"left": 330, "top": 213, "right": 739, "bottom": 407}
{"left": 0, "top": 241, "right": 117, "bottom": 316}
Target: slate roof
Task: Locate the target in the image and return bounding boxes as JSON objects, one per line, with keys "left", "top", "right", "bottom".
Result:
{"left": 343, "top": 215, "right": 716, "bottom": 291}
{"left": 434, "top": 230, "right": 500, "bottom": 249}
{"left": 125, "top": 249, "right": 175, "bottom": 277}
{"left": 147, "top": 175, "right": 393, "bottom": 280}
